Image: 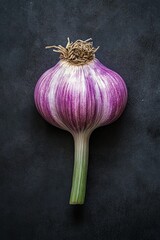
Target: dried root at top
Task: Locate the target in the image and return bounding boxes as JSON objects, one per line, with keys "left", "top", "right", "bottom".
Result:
{"left": 46, "top": 38, "right": 99, "bottom": 66}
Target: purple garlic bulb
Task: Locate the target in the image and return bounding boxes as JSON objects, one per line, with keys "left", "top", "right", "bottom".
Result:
{"left": 34, "top": 38, "right": 128, "bottom": 204}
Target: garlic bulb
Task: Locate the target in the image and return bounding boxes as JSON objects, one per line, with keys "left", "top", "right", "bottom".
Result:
{"left": 34, "top": 38, "right": 128, "bottom": 204}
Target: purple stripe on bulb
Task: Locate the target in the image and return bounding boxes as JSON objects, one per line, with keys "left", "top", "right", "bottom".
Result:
{"left": 34, "top": 63, "right": 65, "bottom": 129}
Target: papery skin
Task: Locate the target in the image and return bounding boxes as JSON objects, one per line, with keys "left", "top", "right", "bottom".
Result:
{"left": 34, "top": 58, "right": 128, "bottom": 135}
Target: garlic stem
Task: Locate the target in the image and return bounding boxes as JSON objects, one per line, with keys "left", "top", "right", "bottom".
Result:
{"left": 70, "top": 132, "right": 90, "bottom": 204}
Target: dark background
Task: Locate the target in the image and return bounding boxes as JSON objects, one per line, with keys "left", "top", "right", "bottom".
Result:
{"left": 0, "top": 0, "right": 160, "bottom": 239}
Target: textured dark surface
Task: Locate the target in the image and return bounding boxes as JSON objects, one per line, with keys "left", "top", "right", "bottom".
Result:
{"left": 0, "top": 0, "right": 160, "bottom": 239}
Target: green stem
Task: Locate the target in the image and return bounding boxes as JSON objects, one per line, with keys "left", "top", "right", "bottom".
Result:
{"left": 69, "top": 132, "right": 90, "bottom": 205}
